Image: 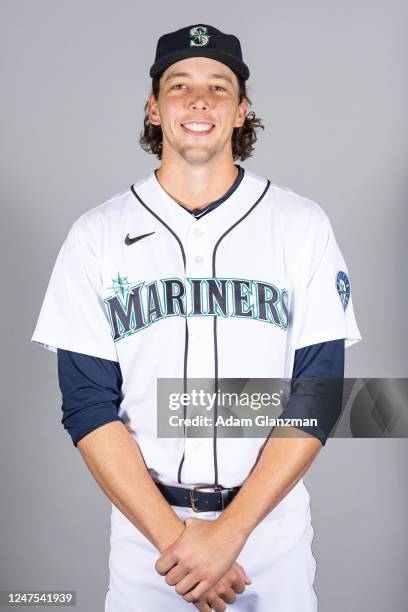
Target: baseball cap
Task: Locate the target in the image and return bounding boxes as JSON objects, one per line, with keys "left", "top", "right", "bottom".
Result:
{"left": 149, "top": 24, "right": 250, "bottom": 81}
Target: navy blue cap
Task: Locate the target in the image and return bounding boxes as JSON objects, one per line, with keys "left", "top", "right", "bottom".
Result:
{"left": 149, "top": 24, "right": 250, "bottom": 81}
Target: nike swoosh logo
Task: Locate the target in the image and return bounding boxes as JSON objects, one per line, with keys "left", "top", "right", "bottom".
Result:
{"left": 125, "top": 231, "right": 155, "bottom": 245}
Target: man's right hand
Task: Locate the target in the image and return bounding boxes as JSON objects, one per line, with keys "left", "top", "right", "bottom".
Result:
{"left": 193, "top": 562, "right": 251, "bottom": 612}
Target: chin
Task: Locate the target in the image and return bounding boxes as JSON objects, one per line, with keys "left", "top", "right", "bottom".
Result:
{"left": 179, "top": 149, "right": 217, "bottom": 165}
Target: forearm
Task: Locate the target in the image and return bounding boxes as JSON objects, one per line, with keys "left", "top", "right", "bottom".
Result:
{"left": 77, "top": 420, "right": 185, "bottom": 552}
{"left": 216, "top": 426, "right": 322, "bottom": 537}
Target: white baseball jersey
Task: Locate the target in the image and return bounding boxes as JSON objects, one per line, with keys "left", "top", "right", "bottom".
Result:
{"left": 31, "top": 167, "right": 361, "bottom": 512}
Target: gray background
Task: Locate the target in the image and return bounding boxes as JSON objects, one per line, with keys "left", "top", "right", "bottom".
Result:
{"left": 1, "top": 0, "right": 407, "bottom": 610}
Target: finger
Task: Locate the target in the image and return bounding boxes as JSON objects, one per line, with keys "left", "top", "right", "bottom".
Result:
{"left": 230, "top": 577, "right": 246, "bottom": 593}
{"left": 155, "top": 553, "right": 177, "bottom": 576}
{"left": 230, "top": 579, "right": 246, "bottom": 594}
{"left": 183, "top": 579, "right": 213, "bottom": 604}
{"left": 215, "top": 586, "right": 237, "bottom": 605}
{"left": 230, "top": 567, "right": 251, "bottom": 593}
{"left": 243, "top": 570, "right": 252, "bottom": 584}
{"left": 205, "top": 593, "right": 227, "bottom": 612}
{"left": 193, "top": 600, "right": 211, "bottom": 612}
{"left": 176, "top": 574, "right": 202, "bottom": 597}
{"left": 235, "top": 563, "right": 252, "bottom": 584}
{"left": 164, "top": 565, "right": 189, "bottom": 586}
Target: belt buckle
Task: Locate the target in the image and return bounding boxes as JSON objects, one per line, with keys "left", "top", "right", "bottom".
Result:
{"left": 189, "top": 484, "right": 226, "bottom": 513}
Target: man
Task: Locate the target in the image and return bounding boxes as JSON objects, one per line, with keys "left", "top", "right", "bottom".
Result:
{"left": 31, "top": 24, "right": 362, "bottom": 611}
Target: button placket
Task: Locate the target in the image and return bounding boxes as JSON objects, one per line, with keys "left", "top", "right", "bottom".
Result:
{"left": 182, "top": 224, "right": 221, "bottom": 484}
{"left": 185, "top": 223, "right": 211, "bottom": 275}
{"left": 183, "top": 225, "right": 214, "bottom": 379}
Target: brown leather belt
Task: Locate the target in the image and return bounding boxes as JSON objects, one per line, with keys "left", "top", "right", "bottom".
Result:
{"left": 155, "top": 482, "right": 241, "bottom": 512}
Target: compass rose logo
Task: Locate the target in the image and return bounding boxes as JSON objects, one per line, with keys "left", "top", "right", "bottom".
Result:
{"left": 336, "top": 270, "right": 351, "bottom": 311}
{"left": 108, "top": 272, "right": 134, "bottom": 300}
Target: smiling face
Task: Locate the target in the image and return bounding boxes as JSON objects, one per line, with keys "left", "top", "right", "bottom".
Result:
{"left": 147, "top": 56, "right": 248, "bottom": 166}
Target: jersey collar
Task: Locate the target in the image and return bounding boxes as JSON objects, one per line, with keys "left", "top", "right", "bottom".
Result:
{"left": 131, "top": 167, "right": 270, "bottom": 241}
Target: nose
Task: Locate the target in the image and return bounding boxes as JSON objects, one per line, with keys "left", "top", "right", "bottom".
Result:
{"left": 188, "top": 86, "right": 210, "bottom": 110}
{"left": 191, "top": 100, "right": 208, "bottom": 110}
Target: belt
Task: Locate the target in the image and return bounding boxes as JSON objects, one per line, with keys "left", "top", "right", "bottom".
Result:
{"left": 156, "top": 482, "right": 241, "bottom": 512}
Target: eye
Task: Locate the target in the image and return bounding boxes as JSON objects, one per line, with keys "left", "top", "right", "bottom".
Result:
{"left": 171, "top": 83, "right": 226, "bottom": 91}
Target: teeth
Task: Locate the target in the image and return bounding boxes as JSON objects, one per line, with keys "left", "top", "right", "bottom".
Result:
{"left": 183, "top": 122, "right": 214, "bottom": 132}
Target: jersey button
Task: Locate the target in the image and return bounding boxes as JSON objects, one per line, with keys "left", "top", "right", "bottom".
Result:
{"left": 195, "top": 255, "right": 204, "bottom": 263}
{"left": 194, "top": 228, "right": 204, "bottom": 238}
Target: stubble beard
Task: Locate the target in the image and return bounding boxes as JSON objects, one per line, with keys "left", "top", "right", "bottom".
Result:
{"left": 178, "top": 146, "right": 219, "bottom": 165}
{"left": 170, "top": 130, "right": 227, "bottom": 166}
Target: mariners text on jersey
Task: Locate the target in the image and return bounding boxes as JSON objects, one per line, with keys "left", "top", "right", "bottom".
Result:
{"left": 104, "top": 276, "right": 289, "bottom": 342}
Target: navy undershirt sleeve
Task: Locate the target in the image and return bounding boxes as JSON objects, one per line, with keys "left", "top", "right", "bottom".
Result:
{"left": 57, "top": 348, "right": 124, "bottom": 447}
{"left": 279, "top": 339, "right": 345, "bottom": 446}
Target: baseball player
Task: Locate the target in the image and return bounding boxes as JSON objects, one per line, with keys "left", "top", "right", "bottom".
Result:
{"left": 31, "top": 24, "right": 362, "bottom": 612}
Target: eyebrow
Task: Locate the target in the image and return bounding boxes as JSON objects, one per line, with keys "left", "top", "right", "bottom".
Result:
{"left": 164, "top": 71, "right": 234, "bottom": 85}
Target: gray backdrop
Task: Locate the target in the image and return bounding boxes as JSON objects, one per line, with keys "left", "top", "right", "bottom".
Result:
{"left": 1, "top": 1, "right": 407, "bottom": 610}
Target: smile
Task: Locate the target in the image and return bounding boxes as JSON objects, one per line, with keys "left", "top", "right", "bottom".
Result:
{"left": 181, "top": 122, "right": 215, "bottom": 135}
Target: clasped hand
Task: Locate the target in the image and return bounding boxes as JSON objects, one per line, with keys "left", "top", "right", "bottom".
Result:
{"left": 155, "top": 516, "right": 251, "bottom": 610}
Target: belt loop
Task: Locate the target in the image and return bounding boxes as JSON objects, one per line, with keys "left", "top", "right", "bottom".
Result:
{"left": 219, "top": 488, "right": 231, "bottom": 511}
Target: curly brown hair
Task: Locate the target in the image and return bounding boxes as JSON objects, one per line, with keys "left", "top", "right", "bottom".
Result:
{"left": 139, "top": 75, "right": 264, "bottom": 161}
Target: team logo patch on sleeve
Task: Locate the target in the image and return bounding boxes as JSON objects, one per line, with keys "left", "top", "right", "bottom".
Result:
{"left": 336, "top": 270, "right": 351, "bottom": 310}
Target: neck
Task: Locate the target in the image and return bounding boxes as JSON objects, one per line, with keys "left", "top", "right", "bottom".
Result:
{"left": 155, "top": 157, "right": 239, "bottom": 211}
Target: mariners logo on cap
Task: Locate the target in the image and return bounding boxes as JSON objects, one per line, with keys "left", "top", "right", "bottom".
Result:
{"left": 189, "top": 26, "right": 211, "bottom": 47}
{"left": 336, "top": 270, "right": 351, "bottom": 311}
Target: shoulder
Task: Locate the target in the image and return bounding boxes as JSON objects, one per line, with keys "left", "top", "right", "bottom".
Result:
{"left": 245, "top": 170, "right": 335, "bottom": 277}
{"left": 247, "top": 169, "right": 329, "bottom": 228}
{"left": 66, "top": 173, "right": 153, "bottom": 245}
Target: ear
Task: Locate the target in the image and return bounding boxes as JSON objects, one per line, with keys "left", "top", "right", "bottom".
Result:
{"left": 147, "top": 94, "right": 161, "bottom": 126}
{"left": 234, "top": 97, "right": 249, "bottom": 129}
